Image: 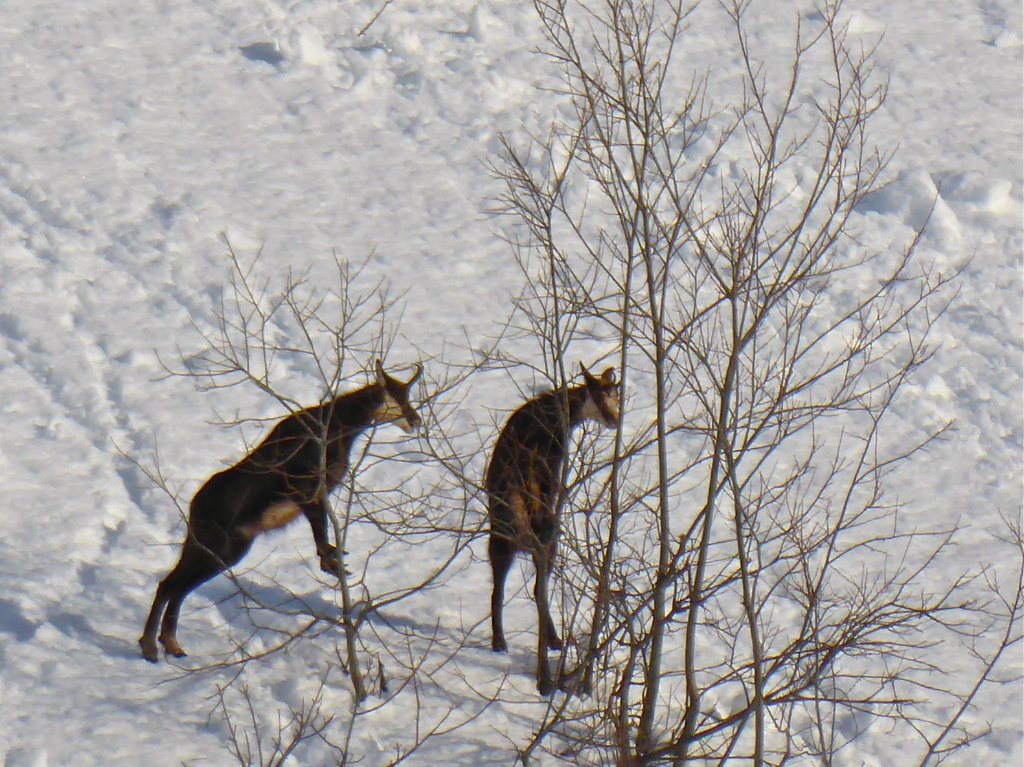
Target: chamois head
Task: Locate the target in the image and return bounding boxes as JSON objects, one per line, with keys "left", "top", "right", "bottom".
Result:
{"left": 373, "top": 360, "right": 424, "bottom": 434}
{"left": 580, "top": 362, "right": 620, "bottom": 428}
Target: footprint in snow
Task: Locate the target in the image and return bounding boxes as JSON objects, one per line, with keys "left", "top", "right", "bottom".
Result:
{"left": 240, "top": 41, "right": 285, "bottom": 69}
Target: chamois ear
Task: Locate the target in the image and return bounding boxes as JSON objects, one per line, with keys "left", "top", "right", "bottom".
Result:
{"left": 374, "top": 359, "right": 387, "bottom": 386}
{"left": 600, "top": 367, "right": 616, "bottom": 386}
{"left": 580, "top": 361, "right": 596, "bottom": 384}
{"left": 406, "top": 362, "right": 423, "bottom": 387}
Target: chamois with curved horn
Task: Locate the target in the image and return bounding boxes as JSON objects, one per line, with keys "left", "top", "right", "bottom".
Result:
{"left": 139, "top": 360, "right": 423, "bottom": 662}
{"left": 485, "top": 362, "right": 620, "bottom": 693}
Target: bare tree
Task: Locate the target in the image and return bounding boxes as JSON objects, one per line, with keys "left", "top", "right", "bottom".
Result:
{"left": 491, "top": 0, "right": 1022, "bottom": 764}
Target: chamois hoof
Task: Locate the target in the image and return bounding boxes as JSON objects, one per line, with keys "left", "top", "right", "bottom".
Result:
{"left": 540, "top": 672, "right": 577, "bottom": 696}
{"left": 320, "top": 561, "right": 352, "bottom": 577}
{"left": 159, "top": 635, "right": 187, "bottom": 658}
{"left": 319, "top": 548, "right": 351, "bottom": 577}
{"left": 547, "top": 635, "right": 563, "bottom": 651}
{"left": 139, "top": 637, "right": 159, "bottom": 663}
{"left": 491, "top": 638, "right": 508, "bottom": 653}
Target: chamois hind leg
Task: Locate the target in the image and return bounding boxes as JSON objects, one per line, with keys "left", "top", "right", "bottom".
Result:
{"left": 160, "top": 533, "right": 253, "bottom": 658}
{"left": 140, "top": 578, "right": 174, "bottom": 662}
{"left": 140, "top": 540, "right": 213, "bottom": 662}
{"left": 156, "top": 546, "right": 223, "bottom": 658}
{"left": 532, "top": 546, "right": 559, "bottom": 695}
{"left": 140, "top": 531, "right": 249, "bottom": 662}
{"left": 489, "top": 533, "right": 514, "bottom": 653}
{"left": 140, "top": 535, "right": 215, "bottom": 661}
{"left": 535, "top": 540, "right": 562, "bottom": 651}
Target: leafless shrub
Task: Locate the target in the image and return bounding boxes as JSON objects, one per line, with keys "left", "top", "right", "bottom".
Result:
{"left": 490, "top": 0, "right": 1022, "bottom": 764}
{"left": 214, "top": 676, "right": 338, "bottom": 766}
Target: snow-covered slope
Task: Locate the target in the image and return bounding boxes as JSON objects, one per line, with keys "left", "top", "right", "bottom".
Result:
{"left": 0, "top": 1, "right": 1020, "bottom": 765}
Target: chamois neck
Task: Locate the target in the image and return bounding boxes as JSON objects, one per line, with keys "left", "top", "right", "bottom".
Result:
{"left": 564, "top": 385, "right": 591, "bottom": 427}
{"left": 532, "top": 384, "right": 590, "bottom": 440}
{"left": 325, "top": 384, "right": 385, "bottom": 432}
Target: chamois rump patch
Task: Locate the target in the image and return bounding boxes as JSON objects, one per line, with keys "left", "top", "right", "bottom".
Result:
{"left": 243, "top": 499, "right": 303, "bottom": 537}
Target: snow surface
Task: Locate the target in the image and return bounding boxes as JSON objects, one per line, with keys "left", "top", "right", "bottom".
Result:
{"left": 0, "top": 0, "right": 1021, "bottom": 765}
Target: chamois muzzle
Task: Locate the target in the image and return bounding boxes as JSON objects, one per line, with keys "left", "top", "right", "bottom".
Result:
{"left": 374, "top": 360, "right": 424, "bottom": 434}
{"left": 395, "top": 408, "right": 422, "bottom": 434}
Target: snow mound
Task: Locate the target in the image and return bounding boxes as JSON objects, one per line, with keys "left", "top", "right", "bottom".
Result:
{"left": 857, "top": 168, "right": 962, "bottom": 245}
{"left": 3, "top": 747, "right": 49, "bottom": 767}
{"left": 846, "top": 10, "right": 885, "bottom": 35}
{"left": 284, "top": 26, "right": 335, "bottom": 67}
{"left": 935, "top": 170, "right": 1015, "bottom": 216}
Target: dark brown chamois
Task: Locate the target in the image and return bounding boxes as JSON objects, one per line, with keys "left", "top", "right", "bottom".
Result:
{"left": 485, "top": 362, "right": 619, "bottom": 694}
{"left": 139, "top": 360, "right": 423, "bottom": 663}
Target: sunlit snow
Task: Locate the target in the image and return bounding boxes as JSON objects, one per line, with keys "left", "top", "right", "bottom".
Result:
{"left": 0, "top": 1, "right": 1020, "bottom": 765}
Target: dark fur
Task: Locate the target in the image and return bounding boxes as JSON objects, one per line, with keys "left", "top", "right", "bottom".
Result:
{"left": 139, "top": 363, "right": 420, "bottom": 662}
{"left": 485, "top": 365, "right": 618, "bottom": 694}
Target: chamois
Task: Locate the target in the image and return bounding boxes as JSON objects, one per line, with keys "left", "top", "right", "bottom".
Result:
{"left": 139, "top": 360, "right": 423, "bottom": 663}
{"left": 485, "top": 362, "right": 620, "bottom": 693}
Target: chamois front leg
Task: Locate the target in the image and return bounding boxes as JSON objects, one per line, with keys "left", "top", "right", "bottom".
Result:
{"left": 303, "top": 499, "right": 345, "bottom": 576}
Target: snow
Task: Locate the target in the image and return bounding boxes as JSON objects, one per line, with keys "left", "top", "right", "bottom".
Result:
{"left": 0, "top": 0, "right": 1020, "bottom": 765}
